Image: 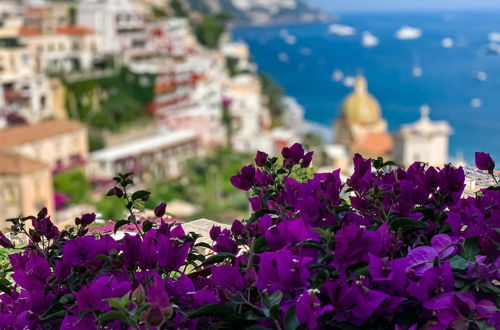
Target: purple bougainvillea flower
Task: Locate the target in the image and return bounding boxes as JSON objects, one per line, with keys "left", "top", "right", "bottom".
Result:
{"left": 301, "top": 151, "right": 313, "bottom": 168}
{"left": 154, "top": 202, "right": 167, "bottom": 217}
{"left": 11, "top": 255, "right": 51, "bottom": 291}
{"left": 61, "top": 314, "right": 96, "bottom": 330}
{"left": 0, "top": 231, "right": 13, "bottom": 248}
{"left": 209, "top": 225, "right": 221, "bottom": 241}
{"left": 475, "top": 152, "right": 495, "bottom": 172}
{"left": 231, "top": 220, "right": 244, "bottom": 236}
{"left": 408, "top": 261, "right": 454, "bottom": 303}
{"left": 296, "top": 289, "right": 333, "bottom": 329}
{"left": 282, "top": 143, "right": 305, "bottom": 169}
{"left": 211, "top": 265, "right": 245, "bottom": 293}
{"left": 32, "top": 216, "right": 60, "bottom": 240}
{"left": 255, "top": 169, "right": 273, "bottom": 186}
{"left": 348, "top": 154, "right": 372, "bottom": 192}
{"left": 79, "top": 213, "right": 96, "bottom": 227}
{"left": 157, "top": 234, "right": 191, "bottom": 271}
{"left": 255, "top": 151, "right": 268, "bottom": 167}
{"left": 230, "top": 165, "right": 256, "bottom": 191}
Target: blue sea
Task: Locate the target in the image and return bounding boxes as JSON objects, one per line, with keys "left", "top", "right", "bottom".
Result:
{"left": 232, "top": 11, "right": 500, "bottom": 163}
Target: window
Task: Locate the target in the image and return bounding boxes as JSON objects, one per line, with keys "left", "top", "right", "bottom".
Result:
{"left": 4, "top": 185, "right": 17, "bottom": 204}
{"left": 72, "top": 42, "right": 80, "bottom": 51}
{"left": 21, "top": 54, "right": 29, "bottom": 66}
{"left": 48, "top": 43, "right": 54, "bottom": 51}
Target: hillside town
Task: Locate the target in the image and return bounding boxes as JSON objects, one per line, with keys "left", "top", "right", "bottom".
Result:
{"left": 0, "top": 0, "right": 310, "bottom": 228}
{"left": 0, "top": 0, "right": 493, "bottom": 230}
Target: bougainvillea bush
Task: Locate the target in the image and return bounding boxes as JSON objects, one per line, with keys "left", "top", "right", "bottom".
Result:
{"left": 0, "top": 145, "right": 499, "bottom": 329}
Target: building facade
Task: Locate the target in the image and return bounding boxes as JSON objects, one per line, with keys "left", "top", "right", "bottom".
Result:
{"left": 0, "top": 119, "right": 88, "bottom": 173}
{"left": 0, "top": 152, "right": 54, "bottom": 230}
{"left": 89, "top": 130, "right": 200, "bottom": 183}
{"left": 334, "top": 75, "right": 393, "bottom": 158}
{"left": 393, "top": 105, "right": 452, "bottom": 168}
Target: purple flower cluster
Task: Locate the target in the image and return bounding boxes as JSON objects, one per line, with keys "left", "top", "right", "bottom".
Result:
{"left": 0, "top": 145, "right": 498, "bottom": 329}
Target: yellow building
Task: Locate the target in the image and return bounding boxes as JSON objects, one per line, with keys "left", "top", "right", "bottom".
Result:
{"left": 0, "top": 152, "right": 54, "bottom": 230}
{"left": 334, "top": 75, "right": 393, "bottom": 158}
{"left": 0, "top": 119, "right": 88, "bottom": 173}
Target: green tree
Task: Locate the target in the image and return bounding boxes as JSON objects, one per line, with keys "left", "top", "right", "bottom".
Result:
{"left": 96, "top": 196, "right": 126, "bottom": 220}
{"left": 195, "top": 16, "right": 226, "bottom": 49}
{"left": 53, "top": 170, "right": 91, "bottom": 204}
{"left": 259, "top": 73, "right": 285, "bottom": 122}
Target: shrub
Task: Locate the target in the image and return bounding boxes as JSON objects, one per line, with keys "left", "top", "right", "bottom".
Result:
{"left": 0, "top": 146, "right": 498, "bottom": 329}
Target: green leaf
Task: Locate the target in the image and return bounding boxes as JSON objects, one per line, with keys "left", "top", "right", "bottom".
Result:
{"left": 297, "top": 240, "right": 325, "bottom": 251}
{"left": 187, "top": 303, "right": 234, "bottom": 319}
{"left": 253, "top": 236, "right": 267, "bottom": 253}
{"left": 199, "top": 252, "right": 235, "bottom": 267}
{"left": 194, "top": 242, "right": 212, "bottom": 250}
{"left": 114, "top": 220, "right": 129, "bottom": 234}
{"left": 284, "top": 306, "right": 299, "bottom": 330}
{"left": 59, "top": 293, "right": 75, "bottom": 305}
{"left": 97, "top": 311, "right": 133, "bottom": 326}
{"left": 462, "top": 236, "right": 480, "bottom": 261}
{"left": 450, "top": 255, "right": 469, "bottom": 270}
{"left": 142, "top": 220, "right": 154, "bottom": 232}
{"left": 389, "top": 218, "right": 428, "bottom": 234}
{"left": 39, "top": 309, "right": 67, "bottom": 321}
{"left": 131, "top": 190, "right": 151, "bottom": 201}
{"left": 269, "top": 291, "right": 283, "bottom": 306}
{"left": 106, "top": 188, "right": 115, "bottom": 196}
{"left": 346, "top": 262, "right": 369, "bottom": 276}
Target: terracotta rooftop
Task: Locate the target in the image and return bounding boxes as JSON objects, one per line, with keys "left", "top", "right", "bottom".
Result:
{"left": 56, "top": 26, "right": 94, "bottom": 36}
{"left": 0, "top": 119, "right": 85, "bottom": 150}
{"left": 19, "top": 26, "right": 42, "bottom": 36}
{"left": 352, "top": 132, "right": 393, "bottom": 156}
{"left": 0, "top": 152, "right": 48, "bottom": 174}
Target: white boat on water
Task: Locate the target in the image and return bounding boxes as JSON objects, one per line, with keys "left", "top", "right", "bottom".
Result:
{"left": 485, "top": 43, "right": 500, "bottom": 55}
{"left": 441, "top": 37, "right": 454, "bottom": 48}
{"left": 412, "top": 66, "right": 423, "bottom": 78}
{"left": 279, "top": 29, "right": 289, "bottom": 38}
{"left": 332, "top": 69, "right": 344, "bottom": 82}
{"left": 278, "top": 52, "right": 289, "bottom": 62}
{"left": 343, "top": 76, "right": 356, "bottom": 87}
{"left": 362, "top": 31, "right": 379, "bottom": 47}
{"left": 396, "top": 26, "right": 422, "bottom": 40}
{"left": 299, "top": 47, "right": 312, "bottom": 56}
{"left": 284, "top": 35, "right": 297, "bottom": 45}
{"left": 470, "top": 98, "right": 482, "bottom": 108}
{"left": 488, "top": 32, "right": 500, "bottom": 43}
{"left": 329, "top": 24, "right": 356, "bottom": 37}
{"left": 474, "top": 71, "right": 488, "bottom": 82}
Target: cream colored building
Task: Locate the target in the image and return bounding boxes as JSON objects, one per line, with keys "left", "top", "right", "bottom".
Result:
{"left": 0, "top": 119, "right": 88, "bottom": 173}
{"left": 0, "top": 30, "right": 53, "bottom": 123}
{"left": 334, "top": 75, "right": 393, "bottom": 158}
{"left": 223, "top": 74, "right": 272, "bottom": 152}
{"left": 0, "top": 152, "right": 54, "bottom": 230}
{"left": 393, "top": 105, "right": 452, "bottom": 168}
{"left": 89, "top": 130, "right": 200, "bottom": 183}
{"left": 20, "top": 27, "right": 101, "bottom": 74}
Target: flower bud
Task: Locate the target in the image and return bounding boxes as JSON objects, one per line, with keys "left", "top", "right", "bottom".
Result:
{"left": 145, "top": 305, "right": 165, "bottom": 327}
{"left": 37, "top": 207, "right": 48, "bottom": 220}
{"left": 131, "top": 285, "right": 146, "bottom": 304}
{"left": 154, "top": 202, "right": 167, "bottom": 218}
{"left": 255, "top": 151, "right": 268, "bottom": 167}
{"left": 114, "top": 186, "right": 124, "bottom": 198}
{"left": 209, "top": 225, "right": 221, "bottom": 241}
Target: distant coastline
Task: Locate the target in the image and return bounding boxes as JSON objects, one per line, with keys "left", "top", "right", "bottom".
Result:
{"left": 233, "top": 11, "right": 500, "bottom": 163}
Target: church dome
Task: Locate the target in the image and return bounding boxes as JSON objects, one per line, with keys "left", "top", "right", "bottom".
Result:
{"left": 340, "top": 76, "right": 381, "bottom": 125}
